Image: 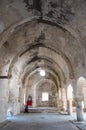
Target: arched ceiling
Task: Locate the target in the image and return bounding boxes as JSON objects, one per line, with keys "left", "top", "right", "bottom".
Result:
{"left": 0, "top": 0, "right": 86, "bottom": 90}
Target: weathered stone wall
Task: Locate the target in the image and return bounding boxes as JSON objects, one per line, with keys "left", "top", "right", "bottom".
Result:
{"left": 36, "top": 82, "right": 57, "bottom": 107}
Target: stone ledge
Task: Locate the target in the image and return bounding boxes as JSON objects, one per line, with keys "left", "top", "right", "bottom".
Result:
{"left": 0, "top": 120, "right": 11, "bottom": 128}
{"left": 71, "top": 120, "right": 86, "bottom": 130}
{"left": 25, "top": 107, "right": 58, "bottom": 113}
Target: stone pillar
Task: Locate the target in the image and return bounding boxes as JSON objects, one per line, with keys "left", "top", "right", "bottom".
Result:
{"left": 32, "top": 85, "right": 37, "bottom": 107}
{"left": 57, "top": 89, "right": 63, "bottom": 111}
{"left": 76, "top": 101, "right": 84, "bottom": 121}
{"left": 67, "top": 99, "right": 72, "bottom": 115}
{"left": 82, "top": 86, "right": 86, "bottom": 110}
{"left": 0, "top": 79, "right": 8, "bottom": 122}
{"left": 19, "top": 88, "right": 26, "bottom": 112}
{"left": 8, "top": 87, "right": 21, "bottom": 116}
{"left": 75, "top": 95, "right": 84, "bottom": 121}
{"left": 57, "top": 99, "right": 63, "bottom": 111}
{"left": 61, "top": 88, "right": 67, "bottom": 111}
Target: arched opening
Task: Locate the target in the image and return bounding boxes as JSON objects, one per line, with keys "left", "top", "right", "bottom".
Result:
{"left": 67, "top": 84, "right": 74, "bottom": 114}
{"left": 75, "top": 77, "right": 85, "bottom": 121}
{"left": 77, "top": 77, "right": 86, "bottom": 112}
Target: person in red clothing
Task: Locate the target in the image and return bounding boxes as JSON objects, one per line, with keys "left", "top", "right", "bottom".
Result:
{"left": 24, "top": 95, "right": 32, "bottom": 112}
{"left": 26, "top": 95, "right": 32, "bottom": 107}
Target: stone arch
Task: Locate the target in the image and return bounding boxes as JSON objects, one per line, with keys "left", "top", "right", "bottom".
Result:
{"left": 74, "top": 77, "right": 86, "bottom": 121}
{"left": 67, "top": 84, "right": 73, "bottom": 99}
{"left": 77, "top": 77, "right": 86, "bottom": 111}
{"left": 0, "top": 16, "right": 81, "bottom": 48}
{"left": 67, "top": 84, "right": 74, "bottom": 114}
{"left": 32, "top": 79, "right": 57, "bottom": 107}
{"left": 77, "top": 77, "right": 86, "bottom": 95}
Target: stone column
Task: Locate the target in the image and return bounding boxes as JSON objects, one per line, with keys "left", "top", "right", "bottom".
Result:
{"left": 32, "top": 87, "right": 36, "bottom": 107}
{"left": 0, "top": 79, "right": 8, "bottom": 122}
{"left": 9, "top": 87, "right": 21, "bottom": 116}
{"left": 57, "top": 89, "right": 63, "bottom": 111}
{"left": 75, "top": 95, "right": 84, "bottom": 121}
{"left": 82, "top": 86, "right": 86, "bottom": 111}
{"left": 61, "top": 88, "right": 67, "bottom": 111}
{"left": 67, "top": 99, "right": 72, "bottom": 115}
{"left": 19, "top": 88, "right": 26, "bottom": 112}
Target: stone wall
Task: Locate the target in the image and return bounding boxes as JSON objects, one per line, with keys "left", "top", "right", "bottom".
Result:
{"left": 36, "top": 82, "right": 57, "bottom": 107}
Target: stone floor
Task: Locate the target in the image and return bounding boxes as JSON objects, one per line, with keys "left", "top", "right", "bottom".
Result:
{"left": 0, "top": 112, "right": 86, "bottom": 130}
{"left": 0, "top": 112, "right": 81, "bottom": 130}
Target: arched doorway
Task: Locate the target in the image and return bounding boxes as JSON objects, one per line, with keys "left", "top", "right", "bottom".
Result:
{"left": 67, "top": 84, "right": 73, "bottom": 114}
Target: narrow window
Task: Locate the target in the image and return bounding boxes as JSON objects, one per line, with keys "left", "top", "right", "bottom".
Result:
{"left": 42, "top": 92, "right": 49, "bottom": 101}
